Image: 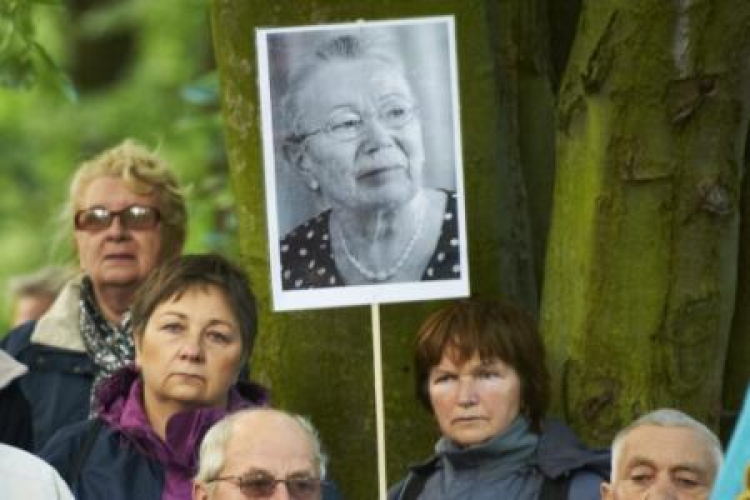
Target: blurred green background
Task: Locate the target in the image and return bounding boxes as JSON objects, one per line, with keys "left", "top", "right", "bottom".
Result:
{"left": 0, "top": 0, "right": 233, "bottom": 332}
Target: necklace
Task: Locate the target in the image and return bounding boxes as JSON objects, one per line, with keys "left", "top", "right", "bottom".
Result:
{"left": 337, "top": 200, "right": 426, "bottom": 282}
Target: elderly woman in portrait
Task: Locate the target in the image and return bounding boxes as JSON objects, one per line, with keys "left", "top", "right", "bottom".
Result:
{"left": 279, "top": 33, "right": 460, "bottom": 289}
{"left": 1, "top": 139, "right": 187, "bottom": 451}
{"left": 41, "top": 254, "right": 267, "bottom": 500}
{"left": 389, "top": 298, "right": 610, "bottom": 500}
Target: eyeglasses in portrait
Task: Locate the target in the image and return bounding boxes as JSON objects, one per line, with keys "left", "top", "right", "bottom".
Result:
{"left": 257, "top": 16, "right": 469, "bottom": 311}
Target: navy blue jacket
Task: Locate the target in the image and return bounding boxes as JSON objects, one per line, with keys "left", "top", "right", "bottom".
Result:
{"left": 1, "top": 320, "right": 95, "bottom": 451}
{"left": 42, "top": 418, "right": 163, "bottom": 500}
{"left": 42, "top": 418, "right": 345, "bottom": 500}
{"left": 0, "top": 348, "right": 33, "bottom": 450}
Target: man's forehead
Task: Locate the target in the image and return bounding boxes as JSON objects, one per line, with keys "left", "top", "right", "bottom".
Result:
{"left": 619, "top": 425, "right": 714, "bottom": 470}
{"left": 223, "top": 411, "right": 315, "bottom": 462}
{"left": 232, "top": 461, "right": 316, "bottom": 475}
{"left": 625, "top": 454, "right": 709, "bottom": 474}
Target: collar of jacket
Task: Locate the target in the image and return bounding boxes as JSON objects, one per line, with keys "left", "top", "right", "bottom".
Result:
{"left": 433, "top": 416, "right": 538, "bottom": 481}
{"left": 30, "top": 274, "right": 86, "bottom": 352}
{"left": 0, "top": 349, "right": 28, "bottom": 389}
{"left": 535, "top": 419, "right": 611, "bottom": 479}
{"left": 406, "top": 418, "right": 610, "bottom": 481}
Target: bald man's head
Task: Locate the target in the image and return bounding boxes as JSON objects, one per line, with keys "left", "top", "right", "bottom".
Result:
{"left": 193, "top": 409, "right": 326, "bottom": 500}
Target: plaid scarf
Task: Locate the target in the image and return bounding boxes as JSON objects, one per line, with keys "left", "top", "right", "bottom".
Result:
{"left": 79, "top": 277, "right": 135, "bottom": 411}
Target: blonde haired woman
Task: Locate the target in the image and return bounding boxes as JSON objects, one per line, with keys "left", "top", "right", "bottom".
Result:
{"left": 2, "top": 139, "right": 187, "bottom": 450}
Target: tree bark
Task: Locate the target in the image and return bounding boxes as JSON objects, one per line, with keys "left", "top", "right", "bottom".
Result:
{"left": 541, "top": 0, "right": 750, "bottom": 445}
{"left": 211, "top": 0, "right": 539, "bottom": 495}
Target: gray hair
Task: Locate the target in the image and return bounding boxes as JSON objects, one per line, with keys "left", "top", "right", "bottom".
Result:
{"left": 194, "top": 408, "right": 328, "bottom": 487}
{"left": 610, "top": 408, "right": 723, "bottom": 482}
{"left": 282, "top": 31, "right": 407, "bottom": 139}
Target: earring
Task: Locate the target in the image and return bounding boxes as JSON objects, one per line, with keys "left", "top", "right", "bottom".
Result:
{"left": 309, "top": 179, "right": 320, "bottom": 191}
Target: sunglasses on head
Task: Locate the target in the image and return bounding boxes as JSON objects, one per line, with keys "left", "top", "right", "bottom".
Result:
{"left": 74, "top": 205, "right": 161, "bottom": 232}
{"left": 209, "top": 473, "right": 323, "bottom": 499}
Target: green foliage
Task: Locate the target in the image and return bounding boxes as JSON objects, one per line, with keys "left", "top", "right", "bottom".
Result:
{"left": 0, "top": 0, "right": 237, "bottom": 329}
{"left": 0, "top": 0, "right": 75, "bottom": 100}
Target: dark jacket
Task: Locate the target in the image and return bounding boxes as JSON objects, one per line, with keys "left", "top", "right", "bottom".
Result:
{"left": 40, "top": 366, "right": 268, "bottom": 500}
{"left": 1, "top": 278, "right": 96, "bottom": 452}
{"left": 0, "top": 349, "right": 33, "bottom": 450}
{"left": 389, "top": 418, "right": 610, "bottom": 500}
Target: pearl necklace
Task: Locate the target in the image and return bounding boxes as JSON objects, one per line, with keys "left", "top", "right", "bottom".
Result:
{"left": 337, "top": 200, "right": 426, "bottom": 282}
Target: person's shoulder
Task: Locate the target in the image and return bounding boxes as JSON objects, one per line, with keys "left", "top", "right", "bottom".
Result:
{"left": 43, "top": 417, "right": 98, "bottom": 446}
{"left": 433, "top": 187, "right": 457, "bottom": 205}
{"left": 386, "top": 454, "right": 440, "bottom": 500}
{"left": 40, "top": 418, "right": 103, "bottom": 466}
{"left": 0, "top": 347, "right": 27, "bottom": 386}
{"left": 567, "top": 469, "right": 606, "bottom": 500}
{"left": 0, "top": 443, "right": 75, "bottom": 500}
{"left": 281, "top": 210, "right": 331, "bottom": 246}
{"left": 322, "top": 479, "right": 346, "bottom": 500}
{"left": 280, "top": 210, "right": 339, "bottom": 289}
{"left": 235, "top": 379, "right": 270, "bottom": 406}
{"left": 387, "top": 477, "right": 407, "bottom": 500}
{"left": 537, "top": 419, "right": 611, "bottom": 479}
{"left": 1, "top": 321, "right": 36, "bottom": 355}
{"left": 428, "top": 188, "right": 458, "bottom": 235}
{"left": 0, "top": 442, "right": 51, "bottom": 473}
{"left": 0, "top": 376, "right": 33, "bottom": 450}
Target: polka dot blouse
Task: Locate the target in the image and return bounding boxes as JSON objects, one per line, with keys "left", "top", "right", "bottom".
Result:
{"left": 280, "top": 190, "right": 461, "bottom": 289}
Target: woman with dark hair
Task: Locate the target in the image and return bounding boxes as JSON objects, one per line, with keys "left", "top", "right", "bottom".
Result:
{"left": 40, "top": 254, "right": 266, "bottom": 500}
{"left": 389, "top": 298, "right": 609, "bottom": 500}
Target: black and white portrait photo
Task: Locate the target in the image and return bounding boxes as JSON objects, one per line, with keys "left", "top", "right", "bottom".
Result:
{"left": 257, "top": 16, "right": 469, "bottom": 311}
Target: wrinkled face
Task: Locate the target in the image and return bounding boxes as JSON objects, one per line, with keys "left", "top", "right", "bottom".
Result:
{"left": 136, "top": 285, "right": 243, "bottom": 412}
{"left": 291, "top": 58, "right": 425, "bottom": 211}
{"left": 428, "top": 352, "right": 522, "bottom": 447}
{"left": 74, "top": 176, "right": 163, "bottom": 293}
{"left": 601, "top": 425, "right": 717, "bottom": 500}
{"left": 197, "top": 412, "right": 321, "bottom": 500}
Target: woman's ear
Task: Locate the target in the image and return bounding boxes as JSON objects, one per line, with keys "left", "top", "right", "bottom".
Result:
{"left": 282, "top": 140, "right": 306, "bottom": 173}
{"left": 282, "top": 140, "right": 320, "bottom": 192}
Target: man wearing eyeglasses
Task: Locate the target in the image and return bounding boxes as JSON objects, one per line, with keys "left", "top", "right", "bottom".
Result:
{"left": 1, "top": 139, "right": 186, "bottom": 452}
{"left": 193, "top": 408, "right": 340, "bottom": 500}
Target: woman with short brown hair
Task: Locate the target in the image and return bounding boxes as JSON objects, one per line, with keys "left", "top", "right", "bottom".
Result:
{"left": 390, "top": 297, "right": 609, "bottom": 500}
{"left": 41, "top": 254, "right": 266, "bottom": 500}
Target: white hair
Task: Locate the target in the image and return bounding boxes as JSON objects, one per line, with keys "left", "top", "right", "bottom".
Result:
{"left": 610, "top": 408, "right": 723, "bottom": 482}
{"left": 194, "top": 408, "right": 328, "bottom": 488}
{"left": 282, "top": 31, "right": 406, "bottom": 139}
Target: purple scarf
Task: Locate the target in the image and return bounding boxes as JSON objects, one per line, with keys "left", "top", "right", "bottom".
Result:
{"left": 95, "top": 366, "right": 265, "bottom": 500}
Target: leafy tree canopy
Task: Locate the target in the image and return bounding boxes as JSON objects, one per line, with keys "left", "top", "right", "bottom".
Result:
{"left": 0, "top": 0, "right": 236, "bottom": 331}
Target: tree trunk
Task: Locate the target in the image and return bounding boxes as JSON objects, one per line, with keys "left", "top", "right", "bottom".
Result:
{"left": 541, "top": 0, "right": 750, "bottom": 445}
{"left": 211, "top": 0, "right": 539, "bottom": 495}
